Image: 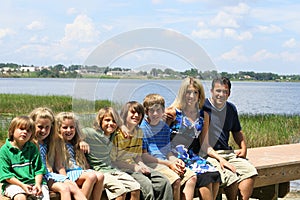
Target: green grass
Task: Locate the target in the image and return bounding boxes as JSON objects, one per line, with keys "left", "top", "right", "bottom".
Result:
{"left": 0, "top": 94, "right": 114, "bottom": 144}
{"left": 230, "top": 114, "right": 300, "bottom": 148}
{"left": 1, "top": 94, "right": 300, "bottom": 148}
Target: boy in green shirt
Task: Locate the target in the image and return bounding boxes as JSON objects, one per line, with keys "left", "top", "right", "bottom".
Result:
{"left": 0, "top": 116, "right": 48, "bottom": 200}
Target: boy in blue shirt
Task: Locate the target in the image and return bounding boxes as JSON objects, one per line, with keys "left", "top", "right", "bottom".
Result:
{"left": 140, "top": 94, "right": 197, "bottom": 200}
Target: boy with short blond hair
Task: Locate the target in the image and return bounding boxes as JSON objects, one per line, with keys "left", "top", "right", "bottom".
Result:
{"left": 141, "top": 93, "right": 197, "bottom": 200}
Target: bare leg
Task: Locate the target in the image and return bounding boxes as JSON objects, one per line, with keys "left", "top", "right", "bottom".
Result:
{"left": 49, "top": 181, "right": 72, "bottom": 200}
{"left": 130, "top": 189, "right": 140, "bottom": 200}
{"left": 91, "top": 172, "right": 104, "bottom": 200}
{"left": 198, "top": 184, "right": 213, "bottom": 200}
{"left": 12, "top": 194, "right": 27, "bottom": 200}
{"left": 172, "top": 179, "right": 181, "bottom": 200}
{"left": 224, "top": 181, "right": 238, "bottom": 200}
{"left": 212, "top": 182, "right": 220, "bottom": 200}
{"left": 76, "top": 172, "right": 97, "bottom": 199}
{"left": 65, "top": 180, "right": 87, "bottom": 200}
{"left": 182, "top": 175, "right": 197, "bottom": 200}
{"left": 115, "top": 193, "right": 126, "bottom": 200}
{"left": 238, "top": 178, "right": 255, "bottom": 200}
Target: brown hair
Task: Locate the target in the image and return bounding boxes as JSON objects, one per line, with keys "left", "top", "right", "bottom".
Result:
{"left": 143, "top": 93, "right": 165, "bottom": 113}
{"left": 94, "top": 107, "right": 122, "bottom": 130}
{"left": 8, "top": 116, "right": 35, "bottom": 142}
{"left": 120, "top": 101, "right": 145, "bottom": 126}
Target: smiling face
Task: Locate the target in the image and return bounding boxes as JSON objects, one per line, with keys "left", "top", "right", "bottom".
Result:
{"left": 147, "top": 104, "right": 164, "bottom": 126}
{"left": 35, "top": 117, "right": 52, "bottom": 143}
{"left": 210, "top": 82, "right": 230, "bottom": 109}
{"left": 59, "top": 118, "right": 76, "bottom": 142}
{"left": 126, "top": 108, "right": 142, "bottom": 129}
{"left": 185, "top": 85, "right": 200, "bottom": 108}
{"left": 101, "top": 114, "right": 117, "bottom": 136}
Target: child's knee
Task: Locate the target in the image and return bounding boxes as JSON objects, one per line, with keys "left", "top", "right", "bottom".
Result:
{"left": 13, "top": 193, "right": 27, "bottom": 200}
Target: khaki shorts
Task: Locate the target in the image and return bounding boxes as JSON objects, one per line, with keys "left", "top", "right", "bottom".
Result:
{"left": 147, "top": 163, "right": 196, "bottom": 185}
{"left": 4, "top": 184, "right": 49, "bottom": 199}
{"left": 206, "top": 150, "right": 258, "bottom": 187}
{"left": 104, "top": 171, "right": 140, "bottom": 200}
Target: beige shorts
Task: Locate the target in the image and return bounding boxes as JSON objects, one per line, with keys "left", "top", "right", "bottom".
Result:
{"left": 147, "top": 163, "right": 196, "bottom": 186}
{"left": 206, "top": 150, "right": 258, "bottom": 187}
{"left": 104, "top": 171, "right": 140, "bottom": 200}
{"left": 4, "top": 184, "right": 49, "bottom": 199}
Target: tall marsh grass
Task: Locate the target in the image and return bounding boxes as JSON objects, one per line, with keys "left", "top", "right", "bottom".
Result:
{"left": 235, "top": 114, "right": 300, "bottom": 148}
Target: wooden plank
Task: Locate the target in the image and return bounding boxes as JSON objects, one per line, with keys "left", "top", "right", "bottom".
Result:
{"left": 254, "top": 163, "right": 300, "bottom": 187}
{"left": 247, "top": 143, "right": 300, "bottom": 169}
{"left": 247, "top": 143, "right": 300, "bottom": 188}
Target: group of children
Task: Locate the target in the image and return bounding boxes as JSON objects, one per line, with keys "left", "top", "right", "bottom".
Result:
{"left": 0, "top": 76, "right": 257, "bottom": 200}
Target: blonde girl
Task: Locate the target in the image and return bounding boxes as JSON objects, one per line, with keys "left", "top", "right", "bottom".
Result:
{"left": 29, "top": 107, "right": 87, "bottom": 200}
{"left": 56, "top": 112, "right": 104, "bottom": 200}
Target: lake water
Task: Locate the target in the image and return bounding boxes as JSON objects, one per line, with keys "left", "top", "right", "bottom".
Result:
{"left": 0, "top": 78, "right": 300, "bottom": 115}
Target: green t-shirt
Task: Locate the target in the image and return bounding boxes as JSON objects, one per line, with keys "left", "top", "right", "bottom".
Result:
{"left": 0, "top": 139, "right": 46, "bottom": 193}
{"left": 83, "top": 127, "right": 116, "bottom": 173}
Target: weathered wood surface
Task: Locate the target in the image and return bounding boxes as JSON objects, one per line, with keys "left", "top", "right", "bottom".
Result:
{"left": 247, "top": 143, "right": 300, "bottom": 188}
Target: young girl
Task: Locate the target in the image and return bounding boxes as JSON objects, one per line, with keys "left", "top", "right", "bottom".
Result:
{"left": 0, "top": 116, "right": 49, "bottom": 200}
{"left": 56, "top": 112, "right": 104, "bottom": 200}
{"left": 111, "top": 101, "right": 173, "bottom": 200}
{"left": 83, "top": 107, "right": 141, "bottom": 200}
{"left": 29, "top": 107, "right": 87, "bottom": 200}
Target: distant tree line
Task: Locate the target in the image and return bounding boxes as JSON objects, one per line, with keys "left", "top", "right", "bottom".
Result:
{"left": 0, "top": 63, "right": 299, "bottom": 81}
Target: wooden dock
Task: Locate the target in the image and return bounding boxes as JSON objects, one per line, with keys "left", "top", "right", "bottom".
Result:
{"left": 247, "top": 143, "right": 300, "bottom": 200}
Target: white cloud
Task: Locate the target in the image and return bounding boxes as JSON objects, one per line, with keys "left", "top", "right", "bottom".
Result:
{"left": 102, "top": 24, "right": 113, "bottom": 31}
{"left": 220, "top": 46, "right": 247, "bottom": 62}
{"left": 256, "top": 24, "right": 282, "bottom": 34}
{"left": 26, "top": 21, "right": 44, "bottom": 30}
{"left": 210, "top": 11, "right": 239, "bottom": 28}
{"left": 29, "top": 35, "right": 49, "bottom": 43}
{"left": 223, "top": 28, "right": 252, "bottom": 40}
{"left": 280, "top": 51, "right": 300, "bottom": 62}
{"left": 223, "top": 3, "right": 250, "bottom": 15}
{"left": 252, "top": 49, "right": 277, "bottom": 61}
{"left": 191, "top": 28, "right": 221, "bottom": 39}
{"left": 61, "top": 14, "right": 100, "bottom": 43}
{"left": 283, "top": 38, "right": 296, "bottom": 48}
{"left": 0, "top": 28, "right": 14, "bottom": 39}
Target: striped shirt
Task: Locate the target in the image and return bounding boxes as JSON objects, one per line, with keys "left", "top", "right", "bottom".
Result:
{"left": 111, "top": 128, "right": 143, "bottom": 167}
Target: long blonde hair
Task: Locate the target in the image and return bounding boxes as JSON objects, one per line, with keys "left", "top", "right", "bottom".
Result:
{"left": 56, "top": 112, "right": 88, "bottom": 169}
{"left": 29, "top": 107, "right": 64, "bottom": 172}
{"left": 170, "top": 77, "right": 205, "bottom": 110}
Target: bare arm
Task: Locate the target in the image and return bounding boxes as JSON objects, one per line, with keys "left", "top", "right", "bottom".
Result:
{"left": 201, "top": 111, "right": 236, "bottom": 173}
{"left": 233, "top": 130, "right": 247, "bottom": 158}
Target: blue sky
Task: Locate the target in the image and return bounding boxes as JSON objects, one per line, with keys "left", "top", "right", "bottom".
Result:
{"left": 1, "top": 0, "right": 300, "bottom": 75}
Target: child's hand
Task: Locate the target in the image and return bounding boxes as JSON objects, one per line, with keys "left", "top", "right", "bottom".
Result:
{"left": 120, "top": 125, "right": 130, "bottom": 138}
{"left": 22, "top": 183, "right": 34, "bottom": 194}
{"left": 163, "top": 107, "right": 176, "bottom": 125}
{"left": 173, "top": 159, "right": 186, "bottom": 175}
{"left": 79, "top": 141, "right": 90, "bottom": 153}
{"left": 32, "top": 184, "right": 43, "bottom": 196}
